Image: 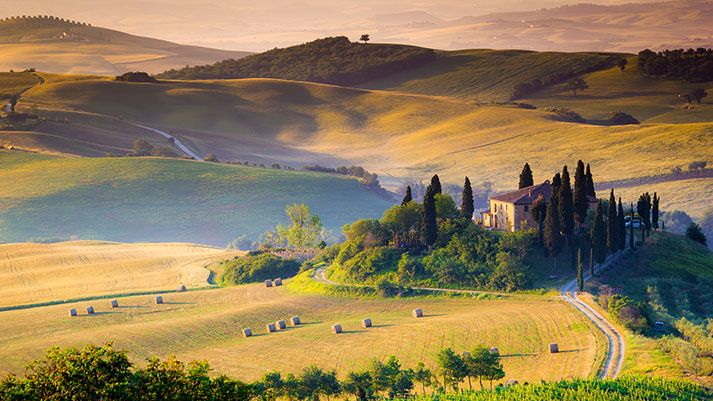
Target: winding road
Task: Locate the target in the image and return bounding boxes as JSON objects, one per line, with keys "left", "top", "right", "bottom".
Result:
{"left": 313, "top": 258, "right": 625, "bottom": 379}
{"left": 131, "top": 123, "right": 204, "bottom": 161}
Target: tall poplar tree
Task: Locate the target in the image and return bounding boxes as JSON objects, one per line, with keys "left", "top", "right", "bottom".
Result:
{"left": 618, "top": 198, "right": 626, "bottom": 250}
{"left": 544, "top": 192, "right": 562, "bottom": 271}
{"left": 652, "top": 193, "right": 660, "bottom": 230}
{"left": 401, "top": 186, "right": 413, "bottom": 205}
{"left": 585, "top": 164, "right": 596, "bottom": 198}
{"left": 430, "top": 175, "right": 442, "bottom": 195}
{"left": 461, "top": 177, "right": 474, "bottom": 219}
{"left": 573, "top": 160, "right": 588, "bottom": 225}
{"left": 591, "top": 200, "right": 607, "bottom": 266}
{"left": 607, "top": 189, "right": 618, "bottom": 254}
{"left": 519, "top": 163, "right": 534, "bottom": 189}
{"left": 421, "top": 186, "right": 438, "bottom": 246}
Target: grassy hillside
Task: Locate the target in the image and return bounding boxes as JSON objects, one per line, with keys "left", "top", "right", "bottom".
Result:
{"left": 0, "top": 270, "right": 605, "bottom": 383}
{"left": 0, "top": 16, "right": 251, "bottom": 75}
{"left": 0, "top": 151, "right": 392, "bottom": 246}
{"left": 0, "top": 241, "right": 239, "bottom": 308}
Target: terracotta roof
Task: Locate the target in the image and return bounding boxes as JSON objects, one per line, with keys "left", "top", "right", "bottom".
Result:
{"left": 490, "top": 181, "right": 552, "bottom": 205}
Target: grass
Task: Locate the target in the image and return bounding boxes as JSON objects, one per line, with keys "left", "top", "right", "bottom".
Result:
{"left": 614, "top": 178, "right": 713, "bottom": 219}
{"left": 0, "top": 151, "right": 393, "bottom": 246}
{"left": 0, "top": 272, "right": 606, "bottom": 384}
{"left": 0, "top": 241, "right": 239, "bottom": 308}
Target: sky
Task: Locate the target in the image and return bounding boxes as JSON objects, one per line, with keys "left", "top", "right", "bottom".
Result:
{"left": 3, "top": 0, "right": 644, "bottom": 51}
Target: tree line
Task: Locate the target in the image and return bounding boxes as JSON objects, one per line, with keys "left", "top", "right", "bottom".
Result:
{"left": 637, "top": 48, "right": 713, "bottom": 83}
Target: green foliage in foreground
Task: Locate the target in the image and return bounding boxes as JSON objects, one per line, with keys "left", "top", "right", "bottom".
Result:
{"left": 399, "top": 375, "right": 710, "bottom": 401}
{"left": 218, "top": 253, "right": 300, "bottom": 285}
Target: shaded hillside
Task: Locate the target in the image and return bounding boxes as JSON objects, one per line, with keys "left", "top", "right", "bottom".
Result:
{"left": 158, "top": 36, "right": 436, "bottom": 87}
{"left": 0, "top": 152, "right": 392, "bottom": 246}
{"left": 0, "top": 16, "right": 251, "bottom": 75}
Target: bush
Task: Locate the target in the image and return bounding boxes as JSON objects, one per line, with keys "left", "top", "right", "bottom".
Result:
{"left": 204, "top": 154, "right": 220, "bottom": 162}
{"left": 544, "top": 107, "right": 586, "bottom": 123}
{"left": 607, "top": 294, "right": 650, "bottom": 333}
{"left": 686, "top": 223, "right": 707, "bottom": 246}
{"left": 606, "top": 111, "right": 640, "bottom": 125}
{"left": 115, "top": 71, "right": 158, "bottom": 83}
{"left": 341, "top": 247, "right": 401, "bottom": 281}
{"left": 219, "top": 254, "right": 300, "bottom": 285}
{"left": 688, "top": 161, "right": 707, "bottom": 171}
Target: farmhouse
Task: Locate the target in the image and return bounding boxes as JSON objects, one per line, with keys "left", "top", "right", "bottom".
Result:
{"left": 480, "top": 180, "right": 597, "bottom": 232}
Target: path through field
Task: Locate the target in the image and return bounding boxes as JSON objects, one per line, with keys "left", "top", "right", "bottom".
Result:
{"left": 131, "top": 123, "right": 204, "bottom": 160}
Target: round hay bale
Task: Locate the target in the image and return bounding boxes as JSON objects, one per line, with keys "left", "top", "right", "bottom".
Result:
{"left": 332, "top": 324, "right": 342, "bottom": 334}
{"left": 276, "top": 319, "right": 287, "bottom": 330}
{"left": 266, "top": 323, "right": 276, "bottom": 333}
{"left": 155, "top": 296, "right": 163, "bottom": 304}
{"left": 86, "top": 306, "right": 95, "bottom": 314}
{"left": 176, "top": 284, "right": 186, "bottom": 292}
{"left": 361, "top": 318, "right": 372, "bottom": 328}
{"left": 490, "top": 347, "right": 499, "bottom": 355}
{"left": 273, "top": 278, "right": 283, "bottom": 286}
{"left": 110, "top": 300, "right": 118, "bottom": 308}
{"left": 412, "top": 308, "right": 423, "bottom": 318}
{"left": 290, "top": 316, "right": 301, "bottom": 326}
{"left": 265, "top": 280, "right": 273, "bottom": 288}
{"left": 549, "top": 343, "right": 559, "bottom": 353}
{"left": 68, "top": 308, "right": 77, "bottom": 317}
{"left": 242, "top": 328, "right": 252, "bottom": 338}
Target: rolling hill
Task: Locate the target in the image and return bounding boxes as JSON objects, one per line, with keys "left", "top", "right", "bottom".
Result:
{"left": 0, "top": 151, "right": 393, "bottom": 246}
{"left": 0, "top": 16, "right": 251, "bottom": 75}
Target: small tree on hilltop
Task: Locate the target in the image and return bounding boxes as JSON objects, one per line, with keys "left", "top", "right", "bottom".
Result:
{"left": 461, "top": 176, "right": 474, "bottom": 219}
{"left": 519, "top": 162, "right": 534, "bottom": 189}
{"left": 401, "top": 185, "right": 413, "bottom": 205}
{"left": 617, "top": 58, "right": 628, "bottom": 71}
{"left": 360, "top": 34, "right": 370, "bottom": 44}
{"left": 567, "top": 77, "right": 589, "bottom": 96}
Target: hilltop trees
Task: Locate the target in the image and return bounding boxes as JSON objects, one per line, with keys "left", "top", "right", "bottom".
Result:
{"left": 132, "top": 139, "right": 153, "bottom": 156}
{"left": 566, "top": 78, "right": 589, "bottom": 95}
{"left": 461, "top": 177, "right": 474, "bottom": 219}
{"left": 519, "top": 163, "right": 534, "bottom": 189}
{"left": 401, "top": 186, "right": 413, "bottom": 205}
{"left": 637, "top": 48, "right": 713, "bottom": 82}
{"left": 359, "top": 34, "right": 370, "bottom": 44}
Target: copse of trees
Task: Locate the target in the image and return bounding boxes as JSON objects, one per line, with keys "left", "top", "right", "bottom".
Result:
{"left": 115, "top": 71, "right": 158, "bottom": 83}
{"left": 157, "top": 36, "right": 437, "bottom": 86}
{"left": 637, "top": 48, "right": 713, "bottom": 82}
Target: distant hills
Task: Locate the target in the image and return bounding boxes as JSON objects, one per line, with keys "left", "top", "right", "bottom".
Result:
{"left": 0, "top": 16, "right": 251, "bottom": 75}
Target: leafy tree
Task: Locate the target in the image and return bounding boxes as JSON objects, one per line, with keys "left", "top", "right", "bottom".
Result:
{"left": 434, "top": 194, "right": 459, "bottom": 220}
{"left": 382, "top": 202, "right": 422, "bottom": 234}
{"left": 436, "top": 348, "right": 465, "bottom": 391}
{"left": 573, "top": 160, "right": 588, "bottom": 225}
{"left": 277, "top": 203, "right": 323, "bottom": 249}
{"left": 413, "top": 362, "right": 433, "bottom": 394}
{"left": 518, "top": 162, "right": 534, "bottom": 189}
{"left": 544, "top": 191, "right": 562, "bottom": 271}
{"left": 359, "top": 34, "right": 370, "bottom": 44}
{"left": 591, "top": 201, "right": 607, "bottom": 265}
{"left": 567, "top": 77, "right": 589, "bottom": 95}
{"left": 607, "top": 189, "right": 618, "bottom": 254}
{"left": 132, "top": 139, "right": 153, "bottom": 156}
{"left": 421, "top": 186, "right": 438, "bottom": 246}
{"left": 461, "top": 177, "right": 474, "bottom": 219}
{"left": 401, "top": 185, "right": 412, "bottom": 205}
{"left": 652, "top": 192, "right": 659, "bottom": 229}
{"left": 342, "top": 371, "right": 372, "bottom": 401}
{"left": 585, "top": 164, "right": 596, "bottom": 198}
{"left": 468, "top": 345, "right": 504, "bottom": 390}
{"left": 686, "top": 223, "right": 707, "bottom": 246}
{"left": 430, "top": 174, "right": 442, "bottom": 194}
{"left": 617, "top": 58, "right": 628, "bottom": 71}
{"left": 618, "top": 198, "right": 626, "bottom": 250}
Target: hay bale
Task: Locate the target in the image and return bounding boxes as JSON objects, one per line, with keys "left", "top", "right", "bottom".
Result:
{"left": 276, "top": 319, "right": 287, "bottom": 330}
{"left": 176, "top": 284, "right": 186, "bottom": 292}
{"left": 110, "top": 300, "right": 118, "bottom": 308}
{"left": 266, "top": 323, "right": 276, "bottom": 333}
{"left": 549, "top": 343, "right": 559, "bottom": 353}
{"left": 361, "top": 318, "right": 372, "bottom": 328}
{"left": 86, "top": 306, "right": 95, "bottom": 314}
{"left": 265, "top": 280, "right": 273, "bottom": 288}
{"left": 68, "top": 308, "right": 77, "bottom": 317}
{"left": 290, "top": 316, "right": 301, "bottom": 326}
{"left": 490, "top": 347, "right": 499, "bottom": 355}
{"left": 332, "top": 324, "right": 342, "bottom": 334}
{"left": 242, "top": 328, "right": 252, "bottom": 338}
{"left": 155, "top": 296, "right": 163, "bottom": 304}
{"left": 412, "top": 308, "right": 423, "bottom": 318}
{"left": 273, "top": 278, "right": 283, "bottom": 286}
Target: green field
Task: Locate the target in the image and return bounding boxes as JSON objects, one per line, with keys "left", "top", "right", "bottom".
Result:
{"left": 0, "top": 151, "right": 392, "bottom": 246}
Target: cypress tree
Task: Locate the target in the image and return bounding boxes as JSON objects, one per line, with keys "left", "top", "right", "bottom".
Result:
{"left": 430, "top": 175, "right": 442, "bottom": 195}
{"left": 544, "top": 192, "right": 562, "bottom": 271}
{"left": 630, "top": 203, "right": 635, "bottom": 249}
{"left": 531, "top": 195, "right": 547, "bottom": 250}
{"left": 461, "top": 177, "right": 474, "bottom": 219}
{"left": 607, "top": 189, "right": 618, "bottom": 254}
{"left": 637, "top": 192, "right": 651, "bottom": 238}
{"left": 551, "top": 172, "right": 562, "bottom": 196}
{"left": 589, "top": 245, "right": 594, "bottom": 276}
{"left": 652, "top": 193, "right": 659, "bottom": 230}
{"left": 421, "top": 186, "right": 437, "bottom": 246}
{"left": 591, "top": 200, "right": 607, "bottom": 266}
{"left": 559, "top": 166, "right": 575, "bottom": 241}
{"left": 577, "top": 247, "right": 584, "bottom": 292}
{"left": 519, "top": 163, "right": 534, "bottom": 189}
{"left": 573, "top": 160, "right": 588, "bottom": 225}
{"left": 618, "top": 198, "right": 626, "bottom": 250}
{"left": 585, "top": 164, "right": 596, "bottom": 198}
{"left": 401, "top": 185, "right": 413, "bottom": 205}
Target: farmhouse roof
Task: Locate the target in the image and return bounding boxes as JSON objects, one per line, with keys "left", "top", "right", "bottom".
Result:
{"left": 489, "top": 180, "right": 598, "bottom": 205}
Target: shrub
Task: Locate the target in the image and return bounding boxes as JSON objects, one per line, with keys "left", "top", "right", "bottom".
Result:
{"left": 218, "top": 254, "right": 300, "bottom": 285}
{"left": 341, "top": 247, "right": 400, "bottom": 281}
{"left": 115, "top": 71, "right": 158, "bottom": 83}
{"left": 686, "top": 223, "right": 707, "bottom": 246}
{"left": 544, "top": 107, "right": 586, "bottom": 123}
{"left": 204, "top": 154, "right": 219, "bottom": 162}
{"left": 688, "top": 161, "right": 707, "bottom": 171}
{"left": 606, "top": 111, "right": 640, "bottom": 125}
{"left": 607, "top": 294, "right": 650, "bottom": 333}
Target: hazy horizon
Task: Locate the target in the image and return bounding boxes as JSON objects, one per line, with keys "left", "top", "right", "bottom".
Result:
{"left": 6, "top": 0, "right": 654, "bottom": 51}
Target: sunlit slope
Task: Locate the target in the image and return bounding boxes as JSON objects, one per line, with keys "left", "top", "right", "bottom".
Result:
{"left": 0, "top": 281, "right": 604, "bottom": 383}
{"left": 0, "top": 152, "right": 392, "bottom": 245}
{"left": 0, "top": 241, "right": 238, "bottom": 308}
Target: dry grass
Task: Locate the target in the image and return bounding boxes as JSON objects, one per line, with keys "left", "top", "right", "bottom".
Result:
{"left": 614, "top": 178, "right": 713, "bottom": 219}
{"left": 0, "top": 241, "right": 239, "bottom": 308}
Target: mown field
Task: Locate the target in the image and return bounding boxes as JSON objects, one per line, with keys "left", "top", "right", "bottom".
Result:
{"left": 0, "top": 241, "right": 239, "bottom": 308}
{"left": 0, "top": 263, "right": 606, "bottom": 384}
{"left": 0, "top": 151, "right": 392, "bottom": 245}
